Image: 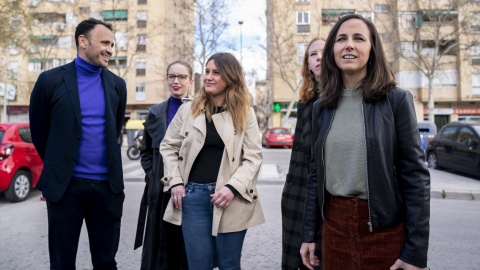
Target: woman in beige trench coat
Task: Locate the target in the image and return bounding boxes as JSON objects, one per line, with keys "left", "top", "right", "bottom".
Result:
{"left": 160, "top": 52, "right": 264, "bottom": 270}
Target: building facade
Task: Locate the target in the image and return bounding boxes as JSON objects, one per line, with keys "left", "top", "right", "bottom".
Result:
{"left": 0, "top": 0, "right": 195, "bottom": 123}
{"left": 266, "top": 0, "right": 480, "bottom": 130}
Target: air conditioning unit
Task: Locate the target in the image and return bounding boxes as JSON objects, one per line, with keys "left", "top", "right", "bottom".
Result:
{"left": 57, "top": 23, "right": 66, "bottom": 31}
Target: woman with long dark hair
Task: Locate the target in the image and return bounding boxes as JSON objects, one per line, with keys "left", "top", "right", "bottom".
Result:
{"left": 300, "top": 14, "right": 430, "bottom": 270}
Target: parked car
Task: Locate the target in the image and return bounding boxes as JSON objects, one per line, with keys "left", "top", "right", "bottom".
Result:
{"left": 426, "top": 121, "right": 480, "bottom": 178}
{"left": 261, "top": 127, "right": 293, "bottom": 148}
{"left": 0, "top": 123, "right": 43, "bottom": 202}
{"left": 418, "top": 121, "right": 437, "bottom": 156}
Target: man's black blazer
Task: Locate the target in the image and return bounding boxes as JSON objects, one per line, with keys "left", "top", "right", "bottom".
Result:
{"left": 29, "top": 60, "right": 127, "bottom": 203}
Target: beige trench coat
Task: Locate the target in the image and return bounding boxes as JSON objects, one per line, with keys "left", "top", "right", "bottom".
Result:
{"left": 160, "top": 103, "right": 265, "bottom": 236}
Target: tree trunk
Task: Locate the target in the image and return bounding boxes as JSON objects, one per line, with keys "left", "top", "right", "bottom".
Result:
{"left": 427, "top": 76, "right": 435, "bottom": 123}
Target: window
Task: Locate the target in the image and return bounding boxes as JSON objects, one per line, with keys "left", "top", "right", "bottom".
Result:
{"left": 472, "top": 74, "right": 480, "bottom": 95}
{"left": 322, "top": 9, "right": 355, "bottom": 26}
{"left": 401, "top": 42, "right": 417, "bottom": 58}
{"left": 355, "top": 11, "right": 374, "bottom": 22}
{"left": 420, "top": 40, "right": 457, "bottom": 56}
{"left": 138, "top": 0, "right": 147, "bottom": 4}
{"left": 108, "top": 57, "right": 127, "bottom": 69}
{"left": 90, "top": 12, "right": 103, "bottom": 20}
{"left": 136, "top": 82, "right": 146, "bottom": 101}
{"left": 471, "top": 45, "right": 480, "bottom": 65}
{"left": 9, "top": 62, "right": 18, "bottom": 79}
{"left": 53, "top": 59, "right": 71, "bottom": 68}
{"left": 296, "top": 0, "right": 309, "bottom": 2}
{"left": 18, "top": 128, "right": 32, "bottom": 143}
{"left": 79, "top": 7, "right": 90, "bottom": 14}
{"left": 103, "top": 10, "right": 128, "bottom": 21}
{"left": 457, "top": 127, "right": 475, "bottom": 144}
{"left": 115, "top": 32, "right": 128, "bottom": 50}
{"left": 439, "top": 126, "right": 458, "bottom": 140}
{"left": 32, "top": 12, "right": 66, "bottom": 24}
{"left": 397, "top": 69, "right": 458, "bottom": 88}
{"left": 297, "top": 43, "right": 308, "bottom": 64}
{"left": 417, "top": 10, "right": 457, "bottom": 27}
{"left": 374, "top": 5, "right": 390, "bottom": 13}
{"left": 137, "top": 35, "right": 146, "bottom": 51}
{"left": 58, "top": 36, "right": 73, "bottom": 48}
{"left": 398, "top": 12, "right": 418, "bottom": 28}
{"left": 136, "top": 58, "right": 146, "bottom": 76}
{"left": 137, "top": 11, "right": 147, "bottom": 28}
{"left": 296, "top": 11, "right": 310, "bottom": 33}
{"left": 472, "top": 13, "right": 480, "bottom": 33}
{"left": 28, "top": 59, "right": 53, "bottom": 72}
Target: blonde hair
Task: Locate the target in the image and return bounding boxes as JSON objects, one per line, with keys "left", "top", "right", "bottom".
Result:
{"left": 191, "top": 53, "right": 252, "bottom": 132}
{"left": 299, "top": 37, "right": 325, "bottom": 103}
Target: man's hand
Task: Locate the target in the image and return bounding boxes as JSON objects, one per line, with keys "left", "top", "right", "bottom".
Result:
{"left": 390, "top": 259, "right": 427, "bottom": 270}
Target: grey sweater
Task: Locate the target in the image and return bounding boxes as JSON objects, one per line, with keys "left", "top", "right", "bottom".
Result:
{"left": 325, "top": 89, "right": 368, "bottom": 200}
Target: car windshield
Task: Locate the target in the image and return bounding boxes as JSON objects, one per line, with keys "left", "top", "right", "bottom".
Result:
{"left": 0, "top": 130, "right": 4, "bottom": 142}
{"left": 473, "top": 125, "right": 480, "bottom": 136}
{"left": 271, "top": 129, "right": 289, "bottom": 134}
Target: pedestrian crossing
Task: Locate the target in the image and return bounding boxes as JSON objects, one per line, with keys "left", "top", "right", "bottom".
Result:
{"left": 121, "top": 160, "right": 283, "bottom": 182}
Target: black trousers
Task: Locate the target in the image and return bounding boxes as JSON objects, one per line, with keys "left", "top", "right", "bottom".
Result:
{"left": 46, "top": 177, "right": 124, "bottom": 270}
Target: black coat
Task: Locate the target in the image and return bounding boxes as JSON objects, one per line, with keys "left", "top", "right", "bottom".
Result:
{"left": 303, "top": 87, "right": 430, "bottom": 267}
{"left": 134, "top": 99, "right": 188, "bottom": 270}
{"left": 29, "top": 61, "right": 126, "bottom": 202}
{"left": 281, "top": 100, "right": 322, "bottom": 270}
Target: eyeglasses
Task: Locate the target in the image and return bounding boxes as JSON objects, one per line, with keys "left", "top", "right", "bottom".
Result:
{"left": 167, "top": 74, "right": 189, "bottom": 82}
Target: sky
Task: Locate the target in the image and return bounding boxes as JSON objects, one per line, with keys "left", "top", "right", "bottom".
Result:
{"left": 195, "top": 0, "right": 267, "bottom": 95}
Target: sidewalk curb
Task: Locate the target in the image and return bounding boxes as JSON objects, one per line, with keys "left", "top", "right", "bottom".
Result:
{"left": 431, "top": 190, "right": 480, "bottom": 201}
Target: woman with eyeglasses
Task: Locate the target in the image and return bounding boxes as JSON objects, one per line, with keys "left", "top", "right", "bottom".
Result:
{"left": 160, "top": 52, "right": 264, "bottom": 270}
{"left": 134, "top": 60, "right": 193, "bottom": 270}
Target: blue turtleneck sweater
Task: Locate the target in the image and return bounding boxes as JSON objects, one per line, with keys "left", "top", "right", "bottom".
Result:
{"left": 167, "top": 96, "right": 183, "bottom": 127}
{"left": 72, "top": 55, "right": 109, "bottom": 180}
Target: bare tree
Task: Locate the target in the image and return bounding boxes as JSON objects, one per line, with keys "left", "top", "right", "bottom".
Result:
{"left": 388, "top": 0, "right": 479, "bottom": 122}
{"left": 265, "top": 0, "right": 322, "bottom": 126}
{"left": 194, "top": 0, "right": 234, "bottom": 76}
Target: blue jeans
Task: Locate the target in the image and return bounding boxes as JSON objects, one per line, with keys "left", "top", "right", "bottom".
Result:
{"left": 182, "top": 182, "right": 247, "bottom": 270}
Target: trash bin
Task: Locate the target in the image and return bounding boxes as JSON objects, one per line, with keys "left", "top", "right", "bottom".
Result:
{"left": 417, "top": 121, "right": 437, "bottom": 158}
{"left": 125, "top": 119, "right": 145, "bottom": 147}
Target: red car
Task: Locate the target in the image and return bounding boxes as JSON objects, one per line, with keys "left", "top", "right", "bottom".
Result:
{"left": 0, "top": 123, "right": 43, "bottom": 202}
{"left": 262, "top": 127, "right": 293, "bottom": 148}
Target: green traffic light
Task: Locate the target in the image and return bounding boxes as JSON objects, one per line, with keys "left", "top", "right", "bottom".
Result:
{"left": 274, "top": 103, "right": 281, "bottom": 112}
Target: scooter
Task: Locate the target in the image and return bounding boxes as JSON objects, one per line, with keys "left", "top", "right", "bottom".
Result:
{"left": 127, "top": 130, "right": 143, "bottom": 160}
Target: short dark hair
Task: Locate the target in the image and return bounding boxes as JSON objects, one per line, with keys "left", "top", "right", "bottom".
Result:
{"left": 319, "top": 14, "right": 396, "bottom": 108}
{"left": 75, "top": 18, "right": 113, "bottom": 49}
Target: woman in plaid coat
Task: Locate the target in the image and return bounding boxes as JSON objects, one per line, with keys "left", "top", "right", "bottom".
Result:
{"left": 281, "top": 37, "right": 325, "bottom": 270}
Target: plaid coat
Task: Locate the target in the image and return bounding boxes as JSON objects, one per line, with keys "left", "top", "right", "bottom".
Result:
{"left": 281, "top": 99, "right": 322, "bottom": 270}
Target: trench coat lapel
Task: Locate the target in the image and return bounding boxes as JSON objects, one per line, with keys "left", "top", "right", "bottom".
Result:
{"left": 63, "top": 61, "right": 81, "bottom": 125}
{"left": 192, "top": 111, "right": 207, "bottom": 138}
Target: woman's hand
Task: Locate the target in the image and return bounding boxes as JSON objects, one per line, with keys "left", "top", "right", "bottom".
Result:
{"left": 300, "top": 242, "right": 320, "bottom": 270}
{"left": 170, "top": 185, "right": 186, "bottom": 209}
{"left": 390, "top": 259, "right": 427, "bottom": 270}
{"left": 210, "top": 187, "right": 234, "bottom": 210}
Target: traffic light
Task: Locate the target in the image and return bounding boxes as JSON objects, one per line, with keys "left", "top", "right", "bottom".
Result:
{"left": 273, "top": 103, "right": 281, "bottom": 112}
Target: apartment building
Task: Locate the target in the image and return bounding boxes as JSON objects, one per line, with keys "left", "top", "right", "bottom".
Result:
{"left": 0, "top": 0, "right": 194, "bottom": 122}
{"left": 266, "top": 0, "right": 480, "bottom": 129}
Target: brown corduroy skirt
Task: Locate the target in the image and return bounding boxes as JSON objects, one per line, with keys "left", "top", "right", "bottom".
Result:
{"left": 322, "top": 195, "right": 406, "bottom": 270}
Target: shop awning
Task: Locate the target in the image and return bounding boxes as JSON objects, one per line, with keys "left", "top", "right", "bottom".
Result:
{"left": 103, "top": 10, "right": 128, "bottom": 20}
{"left": 322, "top": 9, "right": 355, "bottom": 15}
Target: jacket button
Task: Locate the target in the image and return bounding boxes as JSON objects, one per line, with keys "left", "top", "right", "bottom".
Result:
{"left": 185, "top": 132, "right": 188, "bottom": 136}
{"left": 163, "top": 177, "right": 168, "bottom": 181}
{"left": 253, "top": 196, "right": 257, "bottom": 200}
{"left": 249, "top": 189, "right": 253, "bottom": 193}
{"left": 289, "top": 182, "right": 294, "bottom": 186}
{"left": 178, "top": 157, "right": 183, "bottom": 161}
{"left": 232, "top": 157, "right": 235, "bottom": 162}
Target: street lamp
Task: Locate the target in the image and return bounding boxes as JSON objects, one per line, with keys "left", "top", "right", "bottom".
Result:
{"left": 238, "top": 20, "right": 243, "bottom": 65}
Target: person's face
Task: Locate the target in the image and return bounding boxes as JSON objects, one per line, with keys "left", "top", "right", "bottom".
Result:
{"left": 79, "top": 24, "right": 114, "bottom": 68}
{"left": 203, "top": 60, "right": 227, "bottom": 104}
{"left": 333, "top": 19, "right": 372, "bottom": 79}
{"left": 307, "top": 39, "right": 326, "bottom": 81}
{"left": 167, "top": 64, "right": 193, "bottom": 99}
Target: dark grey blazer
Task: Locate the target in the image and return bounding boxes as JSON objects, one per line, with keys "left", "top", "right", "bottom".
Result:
{"left": 29, "top": 60, "right": 127, "bottom": 202}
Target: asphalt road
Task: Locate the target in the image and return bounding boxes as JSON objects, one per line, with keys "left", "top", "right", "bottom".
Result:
{"left": 1, "top": 147, "right": 479, "bottom": 269}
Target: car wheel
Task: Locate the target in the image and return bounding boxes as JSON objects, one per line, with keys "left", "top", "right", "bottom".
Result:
{"left": 427, "top": 152, "right": 440, "bottom": 169}
{"left": 5, "top": 170, "right": 31, "bottom": 202}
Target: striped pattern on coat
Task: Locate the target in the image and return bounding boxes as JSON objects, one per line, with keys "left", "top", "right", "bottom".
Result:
{"left": 281, "top": 100, "right": 322, "bottom": 270}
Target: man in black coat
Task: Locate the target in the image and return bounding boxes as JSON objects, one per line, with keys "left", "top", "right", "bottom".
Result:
{"left": 29, "top": 18, "right": 127, "bottom": 270}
